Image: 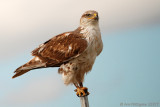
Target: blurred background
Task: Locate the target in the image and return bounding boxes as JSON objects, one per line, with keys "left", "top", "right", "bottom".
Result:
{"left": 0, "top": 0, "right": 160, "bottom": 107}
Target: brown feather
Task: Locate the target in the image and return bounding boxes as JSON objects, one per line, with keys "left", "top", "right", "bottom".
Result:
{"left": 13, "top": 28, "right": 88, "bottom": 78}
{"left": 12, "top": 70, "right": 30, "bottom": 79}
{"left": 12, "top": 57, "right": 46, "bottom": 78}
{"left": 32, "top": 29, "right": 88, "bottom": 67}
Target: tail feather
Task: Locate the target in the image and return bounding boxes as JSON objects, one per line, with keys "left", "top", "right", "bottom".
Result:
{"left": 12, "top": 57, "right": 46, "bottom": 79}
{"left": 12, "top": 70, "right": 30, "bottom": 79}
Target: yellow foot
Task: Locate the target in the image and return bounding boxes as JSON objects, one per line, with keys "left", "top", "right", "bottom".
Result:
{"left": 74, "top": 87, "right": 90, "bottom": 97}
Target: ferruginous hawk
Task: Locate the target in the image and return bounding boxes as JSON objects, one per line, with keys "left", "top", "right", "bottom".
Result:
{"left": 12, "top": 10, "right": 103, "bottom": 97}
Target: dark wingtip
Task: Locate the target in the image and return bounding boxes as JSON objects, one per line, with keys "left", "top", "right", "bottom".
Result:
{"left": 12, "top": 70, "right": 30, "bottom": 79}
{"left": 12, "top": 70, "right": 19, "bottom": 79}
{"left": 12, "top": 74, "right": 17, "bottom": 79}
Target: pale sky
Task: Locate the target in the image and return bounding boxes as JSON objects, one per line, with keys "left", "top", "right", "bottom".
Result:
{"left": 0, "top": 0, "right": 160, "bottom": 59}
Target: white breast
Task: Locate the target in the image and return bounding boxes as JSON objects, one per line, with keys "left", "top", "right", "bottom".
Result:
{"left": 81, "top": 24, "right": 103, "bottom": 56}
{"left": 75, "top": 24, "right": 103, "bottom": 71}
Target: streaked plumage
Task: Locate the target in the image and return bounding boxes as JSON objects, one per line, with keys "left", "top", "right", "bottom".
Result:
{"left": 13, "top": 10, "right": 103, "bottom": 96}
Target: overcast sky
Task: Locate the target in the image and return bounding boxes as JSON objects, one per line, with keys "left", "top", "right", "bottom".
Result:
{"left": 0, "top": 0, "right": 160, "bottom": 59}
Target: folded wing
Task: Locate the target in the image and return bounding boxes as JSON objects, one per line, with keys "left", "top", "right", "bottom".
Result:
{"left": 32, "top": 32, "right": 88, "bottom": 66}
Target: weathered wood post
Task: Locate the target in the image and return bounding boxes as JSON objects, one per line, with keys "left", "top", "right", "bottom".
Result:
{"left": 80, "top": 96, "right": 89, "bottom": 107}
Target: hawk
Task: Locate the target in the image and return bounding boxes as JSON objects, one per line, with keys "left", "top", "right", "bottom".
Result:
{"left": 12, "top": 10, "right": 103, "bottom": 97}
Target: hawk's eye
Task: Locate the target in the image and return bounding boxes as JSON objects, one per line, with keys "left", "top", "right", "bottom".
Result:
{"left": 86, "top": 14, "right": 91, "bottom": 16}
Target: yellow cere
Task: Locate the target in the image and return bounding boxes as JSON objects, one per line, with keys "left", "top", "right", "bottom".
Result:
{"left": 94, "top": 13, "right": 97, "bottom": 16}
{"left": 88, "top": 13, "right": 97, "bottom": 19}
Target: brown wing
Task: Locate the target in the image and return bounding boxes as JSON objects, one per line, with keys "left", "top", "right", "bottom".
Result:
{"left": 32, "top": 32, "right": 88, "bottom": 66}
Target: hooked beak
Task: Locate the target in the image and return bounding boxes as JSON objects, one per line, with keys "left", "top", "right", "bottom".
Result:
{"left": 93, "top": 13, "right": 99, "bottom": 20}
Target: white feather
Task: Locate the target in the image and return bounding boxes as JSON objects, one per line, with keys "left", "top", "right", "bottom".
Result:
{"left": 65, "top": 33, "right": 70, "bottom": 36}
{"left": 35, "top": 57, "right": 40, "bottom": 61}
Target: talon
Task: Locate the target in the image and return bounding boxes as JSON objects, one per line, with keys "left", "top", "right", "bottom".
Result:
{"left": 74, "top": 87, "right": 89, "bottom": 97}
{"left": 74, "top": 89, "right": 77, "bottom": 92}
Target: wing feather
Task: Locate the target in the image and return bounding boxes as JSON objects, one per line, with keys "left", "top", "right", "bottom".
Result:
{"left": 32, "top": 32, "right": 88, "bottom": 66}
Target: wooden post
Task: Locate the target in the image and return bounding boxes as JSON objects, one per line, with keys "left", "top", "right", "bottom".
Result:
{"left": 80, "top": 96, "right": 89, "bottom": 107}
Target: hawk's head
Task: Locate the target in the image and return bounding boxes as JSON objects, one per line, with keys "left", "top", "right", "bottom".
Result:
{"left": 80, "top": 10, "right": 99, "bottom": 26}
